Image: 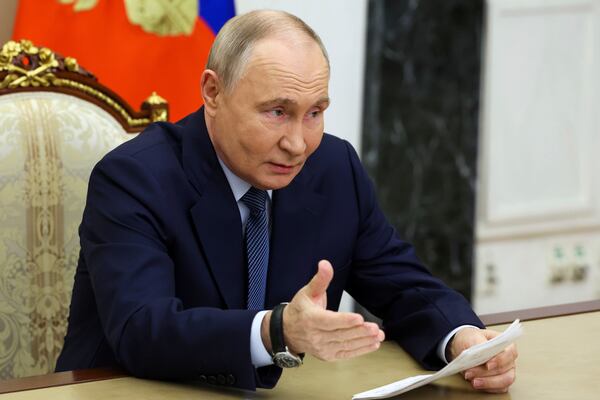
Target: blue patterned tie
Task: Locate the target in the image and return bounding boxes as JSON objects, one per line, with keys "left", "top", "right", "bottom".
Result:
{"left": 241, "top": 187, "right": 269, "bottom": 310}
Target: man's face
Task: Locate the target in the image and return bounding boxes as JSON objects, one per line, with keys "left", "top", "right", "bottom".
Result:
{"left": 208, "top": 36, "right": 330, "bottom": 190}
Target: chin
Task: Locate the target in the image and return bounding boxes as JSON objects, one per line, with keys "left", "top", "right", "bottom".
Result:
{"left": 255, "top": 175, "right": 297, "bottom": 191}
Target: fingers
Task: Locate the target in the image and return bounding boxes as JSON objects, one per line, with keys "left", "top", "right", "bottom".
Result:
{"left": 484, "top": 344, "right": 518, "bottom": 373}
{"left": 469, "top": 368, "right": 516, "bottom": 392}
{"left": 488, "top": 343, "right": 518, "bottom": 369}
{"left": 335, "top": 331, "right": 383, "bottom": 352}
{"left": 462, "top": 342, "right": 518, "bottom": 393}
{"left": 307, "top": 260, "right": 334, "bottom": 298}
{"left": 330, "top": 322, "right": 383, "bottom": 341}
{"left": 464, "top": 361, "right": 514, "bottom": 379}
{"left": 335, "top": 340, "right": 382, "bottom": 360}
{"left": 307, "top": 311, "right": 384, "bottom": 341}
{"left": 463, "top": 344, "right": 518, "bottom": 379}
{"left": 292, "top": 310, "right": 384, "bottom": 361}
{"left": 318, "top": 322, "right": 384, "bottom": 360}
{"left": 311, "top": 309, "right": 364, "bottom": 330}
{"left": 312, "top": 331, "right": 384, "bottom": 362}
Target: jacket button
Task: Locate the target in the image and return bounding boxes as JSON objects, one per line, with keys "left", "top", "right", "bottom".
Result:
{"left": 199, "top": 375, "right": 207, "bottom": 383}
{"left": 217, "top": 374, "right": 226, "bottom": 385}
{"left": 208, "top": 375, "right": 217, "bottom": 385}
{"left": 227, "top": 374, "right": 236, "bottom": 385}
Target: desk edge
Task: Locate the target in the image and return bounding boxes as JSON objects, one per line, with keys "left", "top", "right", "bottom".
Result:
{"left": 0, "top": 368, "right": 127, "bottom": 395}
{"left": 479, "top": 299, "right": 600, "bottom": 325}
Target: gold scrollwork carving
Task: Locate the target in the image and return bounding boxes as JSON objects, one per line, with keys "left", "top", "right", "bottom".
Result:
{"left": 1, "top": 40, "right": 168, "bottom": 126}
{"left": 145, "top": 91, "right": 167, "bottom": 105}
{"left": 0, "top": 40, "right": 59, "bottom": 89}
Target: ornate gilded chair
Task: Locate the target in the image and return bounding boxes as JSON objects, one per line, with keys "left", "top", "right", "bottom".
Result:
{"left": 0, "top": 39, "right": 168, "bottom": 379}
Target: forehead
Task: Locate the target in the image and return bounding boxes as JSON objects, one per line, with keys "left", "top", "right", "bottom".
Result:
{"left": 237, "top": 37, "right": 330, "bottom": 104}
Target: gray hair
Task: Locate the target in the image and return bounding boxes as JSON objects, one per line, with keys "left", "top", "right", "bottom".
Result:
{"left": 206, "top": 10, "right": 330, "bottom": 92}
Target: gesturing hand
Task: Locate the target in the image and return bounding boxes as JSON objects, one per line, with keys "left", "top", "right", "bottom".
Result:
{"left": 449, "top": 327, "right": 518, "bottom": 393}
{"left": 262, "top": 260, "right": 385, "bottom": 362}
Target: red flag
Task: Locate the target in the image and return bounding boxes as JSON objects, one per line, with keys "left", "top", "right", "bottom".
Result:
{"left": 12, "top": 0, "right": 235, "bottom": 121}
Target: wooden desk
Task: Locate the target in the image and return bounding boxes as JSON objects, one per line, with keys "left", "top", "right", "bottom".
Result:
{"left": 2, "top": 301, "right": 599, "bottom": 399}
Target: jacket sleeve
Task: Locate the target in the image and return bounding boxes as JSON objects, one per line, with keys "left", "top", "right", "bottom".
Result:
{"left": 81, "top": 153, "right": 279, "bottom": 390}
{"left": 342, "top": 141, "right": 484, "bottom": 370}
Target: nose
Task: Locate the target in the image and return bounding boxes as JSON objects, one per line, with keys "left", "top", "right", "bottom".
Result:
{"left": 279, "top": 121, "right": 306, "bottom": 156}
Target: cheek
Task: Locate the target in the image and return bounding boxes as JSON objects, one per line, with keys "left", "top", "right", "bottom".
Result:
{"left": 238, "top": 127, "right": 278, "bottom": 160}
{"left": 304, "top": 127, "right": 324, "bottom": 154}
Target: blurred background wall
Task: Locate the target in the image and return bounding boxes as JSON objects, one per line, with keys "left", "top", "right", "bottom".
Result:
{"left": 0, "top": 0, "right": 18, "bottom": 42}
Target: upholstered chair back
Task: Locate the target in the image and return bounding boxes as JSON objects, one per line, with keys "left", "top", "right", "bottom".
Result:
{"left": 0, "top": 40, "right": 168, "bottom": 379}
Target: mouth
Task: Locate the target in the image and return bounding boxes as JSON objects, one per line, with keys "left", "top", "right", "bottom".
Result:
{"left": 268, "top": 162, "right": 301, "bottom": 174}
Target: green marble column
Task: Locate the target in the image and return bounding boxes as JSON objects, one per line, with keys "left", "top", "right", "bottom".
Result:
{"left": 362, "top": 0, "right": 484, "bottom": 300}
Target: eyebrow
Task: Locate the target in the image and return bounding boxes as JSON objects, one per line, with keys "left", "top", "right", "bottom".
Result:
{"left": 258, "top": 96, "right": 330, "bottom": 108}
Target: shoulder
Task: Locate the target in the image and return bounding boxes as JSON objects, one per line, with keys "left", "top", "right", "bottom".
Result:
{"left": 96, "top": 110, "right": 202, "bottom": 173}
{"left": 306, "top": 133, "right": 358, "bottom": 170}
{"left": 303, "top": 133, "right": 363, "bottom": 182}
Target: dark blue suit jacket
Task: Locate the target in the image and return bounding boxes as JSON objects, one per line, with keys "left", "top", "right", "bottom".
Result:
{"left": 56, "top": 108, "right": 483, "bottom": 390}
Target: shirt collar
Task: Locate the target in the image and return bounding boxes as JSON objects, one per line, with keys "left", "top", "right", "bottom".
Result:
{"left": 217, "top": 157, "right": 273, "bottom": 202}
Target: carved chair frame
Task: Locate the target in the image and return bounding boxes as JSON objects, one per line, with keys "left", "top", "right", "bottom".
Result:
{"left": 0, "top": 39, "right": 169, "bottom": 133}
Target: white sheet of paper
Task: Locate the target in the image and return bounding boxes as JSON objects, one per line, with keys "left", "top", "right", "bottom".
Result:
{"left": 352, "top": 319, "right": 523, "bottom": 400}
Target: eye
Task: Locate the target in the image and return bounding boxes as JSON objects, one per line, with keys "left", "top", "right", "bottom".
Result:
{"left": 268, "top": 109, "right": 285, "bottom": 117}
{"left": 306, "top": 109, "right": 322, "bottom": 119}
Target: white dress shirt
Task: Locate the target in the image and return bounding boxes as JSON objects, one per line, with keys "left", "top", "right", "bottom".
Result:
{"left": 217, "top": 158, "right": 476, "bottom": 369}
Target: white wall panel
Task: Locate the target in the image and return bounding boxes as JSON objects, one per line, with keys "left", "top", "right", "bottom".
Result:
{"left": 0, "top": 0, "right": 18, "bottom": 45}
{"left": 478, "top": 0, "right": 600, "bottom": 240}
{"left": 475, "top": 0, "right": 600, "bottom": 313}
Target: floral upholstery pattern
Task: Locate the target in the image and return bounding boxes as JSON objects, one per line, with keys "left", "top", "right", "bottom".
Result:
{"left": 0, "top": 92, "right": 136, "bottom": 379}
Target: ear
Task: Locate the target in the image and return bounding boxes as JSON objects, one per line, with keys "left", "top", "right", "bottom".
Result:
{"left": 200, "top": 69, "right": 221, "bottom": 117}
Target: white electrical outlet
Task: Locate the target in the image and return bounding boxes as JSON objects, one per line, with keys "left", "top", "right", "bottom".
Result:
{"left": 547, "top": 245, "right": 568, "bottom": 285}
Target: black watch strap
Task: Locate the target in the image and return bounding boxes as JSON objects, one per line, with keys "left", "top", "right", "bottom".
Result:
{"left": 270, "top": 303, "right": 287, "bottom": 353}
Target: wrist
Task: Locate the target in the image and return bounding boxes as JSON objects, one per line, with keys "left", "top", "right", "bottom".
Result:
{"left": 281, "top": 303, "right": 299, "bottom": 355}
{"left": 446, "top": 326, "right": 481, "bottom": 362}
{"left": 446, "top": 335, "right": 457, "bottom": 362}
{"left": 270, "top": 303, "right": 303, "bottom": 368}
{"left": 261, "top": 310, "right": 272, "bottom": 354}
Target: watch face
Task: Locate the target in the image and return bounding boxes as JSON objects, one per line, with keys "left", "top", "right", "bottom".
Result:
{"left": 273, "top": 352, "right": 302, "bottom": 368}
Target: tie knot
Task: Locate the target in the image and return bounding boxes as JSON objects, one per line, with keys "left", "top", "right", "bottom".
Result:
{"left": 241, "top": 187, "right": 267, "bottom": 214}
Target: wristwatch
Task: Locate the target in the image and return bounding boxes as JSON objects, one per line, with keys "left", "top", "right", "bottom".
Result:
{"left": 270, "top": 303, "right": 304, "bottom": 368}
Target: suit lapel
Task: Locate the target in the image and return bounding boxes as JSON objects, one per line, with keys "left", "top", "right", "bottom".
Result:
{"left": 183, "top": 109, "right": 246, "bottom": 309}
{"left": 266, "top": 169, "right": 326, "bottom": 307}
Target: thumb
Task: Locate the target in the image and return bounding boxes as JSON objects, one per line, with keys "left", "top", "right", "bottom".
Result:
{"left": 451, "top": 327, "right": 486, "bottom": 359}
{"left": 481, "top": 329, "right": 500, "bottom": 341}
{"left": 307, "top": 260, "right": 334, "bottom": 298}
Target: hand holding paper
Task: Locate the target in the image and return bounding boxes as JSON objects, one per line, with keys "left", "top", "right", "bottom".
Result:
{"left": 453, "top": 325, "right": 519, "bottom": 393}
{"left": 353, "top": 320, "right": 523, "bottom": 400}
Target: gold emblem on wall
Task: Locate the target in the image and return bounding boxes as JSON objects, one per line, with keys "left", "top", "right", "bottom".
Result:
{"left": 57, "top": 0, "right": 99, "bottom": 12}
{"left": 55, "top": 0, "right": 197, "bottom": 37}
{"left": 124, "top": 0, "right": 198, "bottom": 36}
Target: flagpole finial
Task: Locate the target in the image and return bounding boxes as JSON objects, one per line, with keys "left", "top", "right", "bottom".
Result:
{"left": 143, "top": 92, "right": 169, "bottom": 123}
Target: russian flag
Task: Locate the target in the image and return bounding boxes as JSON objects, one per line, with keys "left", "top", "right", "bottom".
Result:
{"left": 12, "top": 0, "right": 236, "bottom": 121}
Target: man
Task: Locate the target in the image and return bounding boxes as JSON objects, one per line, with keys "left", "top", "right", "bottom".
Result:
{"left": 57, "top": 10, "right": 517, "bottom": 393}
